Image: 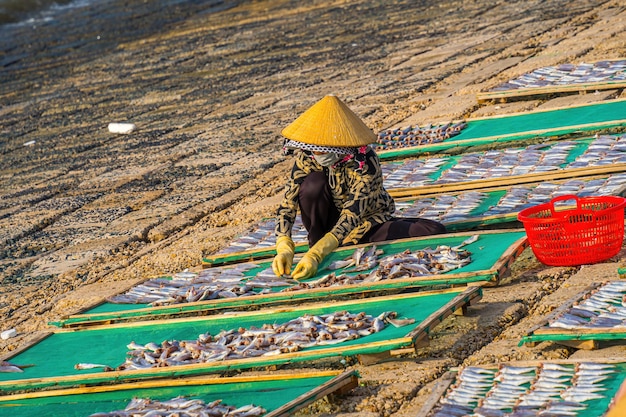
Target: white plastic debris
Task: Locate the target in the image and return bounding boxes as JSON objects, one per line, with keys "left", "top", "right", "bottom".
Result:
{"left": 1, "top": 329, "right": 17, "bottom": 340}
{"left": 108, "top": 123, "right": 136, "bottom": 134}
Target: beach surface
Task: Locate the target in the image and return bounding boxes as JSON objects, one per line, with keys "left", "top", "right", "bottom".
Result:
{"left": 1, "top": 0, "right": 626, "bottom": 415}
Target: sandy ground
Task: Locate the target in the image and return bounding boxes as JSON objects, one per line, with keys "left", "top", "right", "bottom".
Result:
{"left": 2, "top": 0, "right": 626, "bottom": 415}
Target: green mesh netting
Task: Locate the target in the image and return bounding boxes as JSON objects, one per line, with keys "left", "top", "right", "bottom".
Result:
{"left": 1, "top": 287, "right": 478, "bottom": 392}
{"left": 378, "top": 100, "right": 626, "bottom": 159}
{"left": 67, "top": 231, "right": 521, "bottom": 325}
{"left": 0, "top": 373, "right": 341, "bottom": 416}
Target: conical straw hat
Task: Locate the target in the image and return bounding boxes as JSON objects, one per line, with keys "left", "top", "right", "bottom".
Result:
{"left": 281, "top": 95, "right": 376, "bottom": 147}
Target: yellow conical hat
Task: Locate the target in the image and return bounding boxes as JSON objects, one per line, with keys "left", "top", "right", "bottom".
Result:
{"left": 281, "top": 95, "right": 376, "bottom": 147}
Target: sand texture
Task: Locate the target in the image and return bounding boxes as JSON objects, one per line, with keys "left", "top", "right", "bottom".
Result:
{"left": 1, "top": 0, "right": 626, "bottom": 415}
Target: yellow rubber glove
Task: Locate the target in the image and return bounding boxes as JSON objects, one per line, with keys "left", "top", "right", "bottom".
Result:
{"left": 272, "top": 236, "right": 295, "bottom": 277}
{"left": 292, "top": 233, "right": 339, "bottom": 280}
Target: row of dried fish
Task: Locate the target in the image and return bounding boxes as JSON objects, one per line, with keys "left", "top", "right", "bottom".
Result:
{"left": 96, "top": 310, "right": 399, "bottom": 371}
{"left": 383, "top": 135, "right": 626, "bottom": 189}
{"left": 549, "top": 280, "right": 626, "bottom": 329}
{"left": 216, "top": 171, "right": 625, "bottom": 257}
{"left": 375, "top": 122, "right": 467, "bottom": 150}
{"left": 283, "top": 237, "right": 475, "bottom": 291}
{"left": 397, "top": 172, "right": 626, "bottom": 221}
{"left": 109, "top": 237, "right": 475, "bottom": 305}
{"left": 89, "top": 397, "right": 265, "bottom": 417}
{"left": 431, "top": 361, "right": 618, "bottom": 416}
{"left": 490, "top": 60, "right": 626, "bottom": 91}
{"left": 106, "top": 263, "right": 264, "bottom": 306}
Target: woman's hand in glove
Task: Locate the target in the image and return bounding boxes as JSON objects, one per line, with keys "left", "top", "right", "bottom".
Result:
{"left": 292, "top": 233, "right": 339, "bottom": 280}
{"left": 272, "top": 236, "right": 295, "bottom": 276}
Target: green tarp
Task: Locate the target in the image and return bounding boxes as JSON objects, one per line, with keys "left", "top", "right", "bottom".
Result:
{"left": 377, "top": 99, "right": 626, "bottom": 159}
{"left": 55, "top": 231, "right": 523, "bottom": 327}
{"left": 1, "top": 287, "right": 480, "bottom": 393}
{"left": 0, "top": 371, "right": 355, "bottom": 417}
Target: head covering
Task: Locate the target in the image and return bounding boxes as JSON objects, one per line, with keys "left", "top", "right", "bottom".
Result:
{"left": 281, "top": 95, "right": 377, "bottom": 149}
{"left": 283, "top": 139, "right": 358, "bottom": 155}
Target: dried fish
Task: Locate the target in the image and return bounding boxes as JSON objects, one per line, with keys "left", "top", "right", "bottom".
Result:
{"left": 375, "top": 121, "right": 466, "bottom": 150}
{"left": 430, "top": 361, "right": 618, "bottom": 416}
{"left": 89, "top": 397, "right": 265, "bottom": 417}
{"left": 490, "top": 60, "right": 626, "bottom": 91}
{"left": 0, "top": 360, "right": 24, "bottom": 373}
{"left": 112, "top": 310, "right": 393, "bottom": 371}
{"left": 75, "top": 363, "right": 114, "bottom": 371}
{"left": 546, "top": 281, "right": 626, "bottom": 330}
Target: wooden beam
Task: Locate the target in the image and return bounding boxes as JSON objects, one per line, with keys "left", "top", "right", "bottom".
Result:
{"left": 415, "top": 370, "right": 458, "bottom": 417}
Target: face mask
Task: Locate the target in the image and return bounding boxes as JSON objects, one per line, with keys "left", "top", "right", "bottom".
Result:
{"left": 313, "top": 152, "right": 342, "bottom": 167}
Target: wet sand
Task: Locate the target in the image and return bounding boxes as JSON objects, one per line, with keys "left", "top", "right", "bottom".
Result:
{"left": 2, "top": 0, "right": 626, "bottom": 415}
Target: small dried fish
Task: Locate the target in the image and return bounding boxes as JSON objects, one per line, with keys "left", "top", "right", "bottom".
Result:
{"left": 89, "top": 397, "right": 265, "bottom": 417}
{"left": 0, "top": 361, "right": 25, "bottom": 373}
{"left": 430, "top": 361, "right": 617, "bottom": 416}
{"left": 548, "top": 281, "right": 626, "bottom": 330}
{"left": 114, "top": 310, "right": 392, "bottom": 371}
{"left": 75, "top": 363, "right": 114, "bottom": 371}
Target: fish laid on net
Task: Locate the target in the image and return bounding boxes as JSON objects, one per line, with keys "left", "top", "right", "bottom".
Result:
{"left": 92, "top": 310, "right": 408, "bottom": 372}
{"left": 106, "top": 264, "right": 266, "bottom": 306}
{"left": 547, "top": 280, "right": 626, "bottom": 329}
{"left": 284, "top": 235, "right": 477, "bottom": 292}
{"left": 489, "top": 60, "right": 626, "bottom": 91}
{"left": 105, "top": 236, "right": 477, "bottom": 306}
{"left": 430, "top": 361, "right": 617, "bottom": 416}
{"left": 89, "top": 397, "right": 265, "bottom": 417}
{"left": 375, "top": 121, "right": 467, "bottom": 150}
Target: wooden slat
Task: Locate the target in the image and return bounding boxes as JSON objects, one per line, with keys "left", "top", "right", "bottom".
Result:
{"left": 407, "top": 287, "right": 483, "bottom": 348}
{"left": 0, "top": 370, "right": 345, "bottom": 402}
{"left": 415, "top": 370, "right": 458, "bottom": 417}
{"left": 266, "top": 370, "right": 359, "bottom": 417}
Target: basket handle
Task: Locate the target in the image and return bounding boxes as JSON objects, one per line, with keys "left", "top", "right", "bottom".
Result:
{"left": 548, "top": 194, "right": 580, "bottom": 216}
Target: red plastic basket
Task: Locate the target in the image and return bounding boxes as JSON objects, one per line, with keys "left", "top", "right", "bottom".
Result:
{"left": 517, "top": 195, "right": 626, "bottom": 267}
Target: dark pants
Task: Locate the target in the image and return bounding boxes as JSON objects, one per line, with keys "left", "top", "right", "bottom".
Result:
{"left": 299, "top": 171, "right": 447, "bottom": 246}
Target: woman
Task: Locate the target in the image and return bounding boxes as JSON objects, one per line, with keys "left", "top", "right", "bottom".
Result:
{"left": 273, "top": 95, "right": 446, "bottom": 280}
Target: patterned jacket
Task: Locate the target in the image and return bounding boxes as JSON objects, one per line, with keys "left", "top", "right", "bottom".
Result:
{"left": 275, "top": 147, "right": 395, "bottom": 244}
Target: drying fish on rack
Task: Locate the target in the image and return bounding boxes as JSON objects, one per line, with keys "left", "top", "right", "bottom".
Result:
{"left": 547, "top": 281, "right": 626, "bottom": 329}
{"left": 375, "top": 121, "right": 467, "bottom": 150}
{"left": 489, "top": 60, "right": 626, "bottom": 91}
{"left": 0, "top": 360, "right": 31, "bottom": 373}
{"left": 109, "top": 310, "right": 402, "bottom": 371}
{"left": 429, "top": 361, "right": 618, "bottom": 416}
{"left": 213, "top": 135, "right": 625, "bottom": 255}
{"left": 213, "top": 171, "right": 624, "bottom": 259}
{"left": 89, "top": 397, "right": 265, "bottom": 417}
{"left": 106, "top": 263, "right": 264, "bottom": 306}
{"left": 383, "top": 136, "right": 626, "bottom": 189}
{"left": 283, "top": 237, "right": 477, "bottom": 291}
{"left": 326, "top": 245, "right": 383, "bottom": 272}
{"left": 371, "top": 235, "right": 476, "bottom": 280}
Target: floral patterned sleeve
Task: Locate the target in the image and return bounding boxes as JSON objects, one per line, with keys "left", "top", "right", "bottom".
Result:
{"left": 275, "top": 151, "right": 314, "bottom": 238}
